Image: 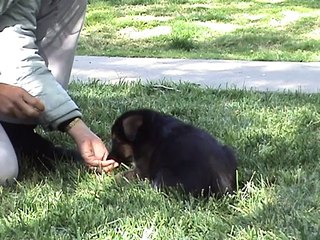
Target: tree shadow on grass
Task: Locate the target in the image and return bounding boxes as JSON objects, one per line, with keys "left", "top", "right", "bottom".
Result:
{"left": 96, "top": 0, "right": 319, "bottom": 9}
{"left": 198, "top": 0, "right": 320, "bottom": 10}
{"left": 280, "top": 0, "right": 320, "bottom": 9}
{"left": 230, "top": 164, "right": 320, "bottom": 239}
{"left": 209, "top": 27, "right": 320, "bottom": 61}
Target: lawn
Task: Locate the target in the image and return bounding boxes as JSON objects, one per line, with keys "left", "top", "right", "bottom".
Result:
{"left": 1, "top": 1, "right": 319, "bottom": 239}
{"left": 1, "top": 82, "right": 319, "bottom": 239}
{"left": 77, "top": 0, "right": 320, "bottom": 61}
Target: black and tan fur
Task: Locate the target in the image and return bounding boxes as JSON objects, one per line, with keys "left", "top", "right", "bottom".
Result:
{"left": 108, "top": 109, "right": 237, "bottom": 197}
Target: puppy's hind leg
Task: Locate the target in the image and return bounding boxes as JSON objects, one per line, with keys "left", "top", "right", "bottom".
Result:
{"left": 209, "top": 146, "right": 237, "bottom": 196}
{"left": 152, "top": 170, "right": 206, "bottom": 197}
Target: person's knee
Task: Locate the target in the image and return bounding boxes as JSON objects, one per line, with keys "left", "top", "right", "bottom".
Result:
{"left": 0, "top": 124, "right": 19, "bottom": 186}
{"left": 0, "top": 152, "right": 19, "bottom": 186}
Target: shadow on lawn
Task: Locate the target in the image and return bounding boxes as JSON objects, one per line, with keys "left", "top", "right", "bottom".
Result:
{"left": 281, "top": 0, "right": 320, "bottom": 9}
{"left": 97, "top": 0, "right": 320, "bottom": 9}
{"left": 15, "top": 82, "right": 320, "bottom": 185}
{"left": 210, "top": 27, "right": 320, "bottom": 60}
{"left": 72, "top": 83, "right": 320, "bottom": 186}
{"left": 232, "top": 175, "right": 320, "bottom": 239}
{"left": 215, "top": 0, "right": 320, "bottom": 10}
{"left": 2, "top": 83, "right": 320, "bottom": 238}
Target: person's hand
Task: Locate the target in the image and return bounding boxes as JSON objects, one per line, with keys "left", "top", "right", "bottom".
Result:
{"left": 0, "top": 83, "right": 44, "bottom": 119}
{"left": 66, "top": 118, "right": 119, "bottom": 173}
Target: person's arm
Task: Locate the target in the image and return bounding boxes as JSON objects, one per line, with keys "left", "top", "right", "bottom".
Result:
{"left": 0, "top": 0, "right": 15, "bottom": 15}
{"left": 0, "top": 15, "right": 81, "bottom": 131}
{"left": 0, "top": 3, "right": 118, "bottom": 172}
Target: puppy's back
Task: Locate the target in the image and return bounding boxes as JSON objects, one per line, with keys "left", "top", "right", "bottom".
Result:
{"left": 148, "top": 116, "right": 237, "bottom": 197}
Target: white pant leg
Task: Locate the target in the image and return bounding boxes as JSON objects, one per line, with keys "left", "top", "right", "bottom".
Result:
{"left": 36, "top": 0, "right": 88, "bottom": 88}
{"left": 0, "top": 123, "right": 18, "bottom": 186}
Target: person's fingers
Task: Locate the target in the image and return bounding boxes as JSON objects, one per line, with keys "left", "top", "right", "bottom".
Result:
{"left": 76, "top": 133, "right": 118, "bottom": 173}
{"left": 102, "top": 161, "right": 119, "bottom": 173}
{"left": 22, "top": 92, "right": 45, "bottom": 112}
{"left": 102, "top": 151, "right": 110, "bottom": 161}
{"left": 87, "top": 159, "right": 118, "bottom": 168}
{"left": 88, "top": 161, "right": 119, "bottom": 173}
{"left": 16, "top": 99, "right": 43, "bottom": 118}
{"left": 89, "top": 166, "right": 103, "bottom": 174}
{"left": 80, "top": 140, "right": 109, "bottom": 163}
{"left": 93, "top": 143, "right": 108, "bottom": 159}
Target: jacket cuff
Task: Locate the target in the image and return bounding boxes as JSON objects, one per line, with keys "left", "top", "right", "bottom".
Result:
{"left": 45, "top": 110, "right": 83, "bottom": 131}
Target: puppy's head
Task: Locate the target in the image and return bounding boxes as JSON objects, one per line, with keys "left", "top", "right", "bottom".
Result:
{"left": 108, "top": 110, "right": 144, "bottom": 165}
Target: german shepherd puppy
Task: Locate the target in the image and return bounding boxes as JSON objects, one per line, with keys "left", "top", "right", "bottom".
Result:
{"left": 108, "top": 109, "right": 237, "bottom": 197}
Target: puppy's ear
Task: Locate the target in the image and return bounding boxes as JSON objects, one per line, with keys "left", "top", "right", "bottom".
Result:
{"left": 122, "top": 114, "right": 143, "bottom": 141}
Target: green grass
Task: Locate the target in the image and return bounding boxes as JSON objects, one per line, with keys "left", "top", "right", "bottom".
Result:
{"left": 1, "top": 82, "right": 320, "bottom": 239}
{"left": 77, "top": 0, "right": 320, "bottom": 61}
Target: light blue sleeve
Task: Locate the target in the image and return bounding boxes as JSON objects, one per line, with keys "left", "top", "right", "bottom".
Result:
{"left": 0, "top": 2, "right": 82, "bottom": 130}
{"left": 0, "top": 0, "right": 16, "bottom": 15}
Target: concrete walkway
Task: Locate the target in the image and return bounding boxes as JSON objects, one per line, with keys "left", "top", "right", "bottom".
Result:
{"left": 71, "top": 56, "right": 320, "bottom": 93}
